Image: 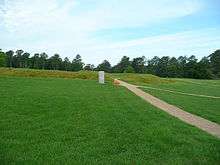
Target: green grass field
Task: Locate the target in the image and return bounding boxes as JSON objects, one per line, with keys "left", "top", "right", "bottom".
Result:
{"left": 140, "top": 79, "right": 220, "bottom": 124}
{"left": 0, "top": 76, "right": 220, "bottom": 164}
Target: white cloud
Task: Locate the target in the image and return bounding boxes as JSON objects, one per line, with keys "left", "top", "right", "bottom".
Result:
{"left": 79, "top": 28, "right": 220, "bottom": 65}
{"left": 0, "top": 0, "right": 202, "bottom": 34}
{"left": 0, "top": 0, "right": 77, "bottom": 34}
{"left": 1, "top": 0, "right": 218, "bottom": 66}
{"left": 83, "top": 0, "right": 202, "bottom": 29}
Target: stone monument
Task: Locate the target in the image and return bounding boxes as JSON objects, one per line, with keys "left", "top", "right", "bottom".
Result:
{"left": 99, "top": 71, "right": 105, "bottom": 84}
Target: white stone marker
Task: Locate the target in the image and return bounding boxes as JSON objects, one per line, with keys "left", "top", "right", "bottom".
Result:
{"left": 99, "top": 71, "right": 105, "bottom": 84}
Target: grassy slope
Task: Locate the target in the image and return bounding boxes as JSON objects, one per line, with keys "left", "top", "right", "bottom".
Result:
{"left": 0, "top": 76, "right": 220, "bottom": 164}
{"left": 0, "top": 68, "right": 113, "bottom": 81}
{"left": 110, "top": 73, "right": 174, "bottom": 85}
{"left": 140, "top": 79, "right": 220, "bottom": 124}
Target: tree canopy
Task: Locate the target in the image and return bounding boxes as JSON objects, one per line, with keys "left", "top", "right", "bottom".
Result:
{"left": 0, "top": 49, "right": 6, "bottom": 67}
{"left": 72, "top": 54, "right": 84, "bottom": 71}
{"left": 96, "top": 60, "right": 112, "bottom": 73}
{"left": 209, "top": 50, "right": 220, "bottom": 77}
{"left": 0, "top": 48, "right": 219, "bottom": 79}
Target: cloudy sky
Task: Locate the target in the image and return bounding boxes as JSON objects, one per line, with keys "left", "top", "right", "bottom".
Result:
{"left": 0, "top": 0, "right": 220, "bottom": 65}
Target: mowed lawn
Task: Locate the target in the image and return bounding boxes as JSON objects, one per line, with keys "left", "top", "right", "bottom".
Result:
{"left": 0, "top": 77, "right": 220, "bottom": 164}
{"left": 140, "top": 79, "right": 220, "bottom": 124}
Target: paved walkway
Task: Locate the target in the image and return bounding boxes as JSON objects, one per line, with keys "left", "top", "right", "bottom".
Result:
{"left": 118, "top": 80, "right": 220, "bottom": 139}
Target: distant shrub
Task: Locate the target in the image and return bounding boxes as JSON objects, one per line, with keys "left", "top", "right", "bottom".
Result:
{"left": 124, "top": 66, "right": 135, "bottom": 73}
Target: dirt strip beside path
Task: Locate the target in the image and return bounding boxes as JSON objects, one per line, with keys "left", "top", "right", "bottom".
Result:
{"left": 118, "top": 80, "right": 220, "bottom": 139}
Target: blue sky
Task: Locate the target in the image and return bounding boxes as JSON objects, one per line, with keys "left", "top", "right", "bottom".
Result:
{"left": 0, "top": 0, "right": 220, "bottom": 65}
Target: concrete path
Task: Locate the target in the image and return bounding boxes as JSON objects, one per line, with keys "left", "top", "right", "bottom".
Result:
{"left": 118, "top": 80, "right": 220, "bottom": 139}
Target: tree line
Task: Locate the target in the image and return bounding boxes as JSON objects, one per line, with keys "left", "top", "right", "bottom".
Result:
{"left": 0, "top": 49, "right": 219, "bottom": 79}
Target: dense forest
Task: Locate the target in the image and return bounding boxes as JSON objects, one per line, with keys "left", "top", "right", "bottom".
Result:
{"left": 0, "top": 49, "right": 219, "bottom": 79}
